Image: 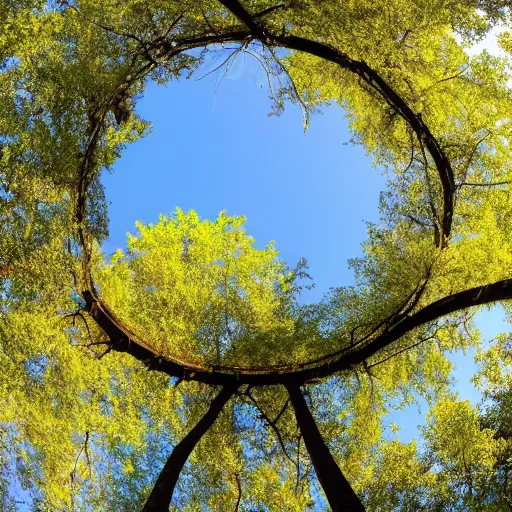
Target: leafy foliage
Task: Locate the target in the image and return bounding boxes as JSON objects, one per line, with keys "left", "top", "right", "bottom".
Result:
{"left": 1, "top": 0, "right": 512, "bottom": 510}
{"left": 96, "top": 208, "right": 307, "bottom": 367}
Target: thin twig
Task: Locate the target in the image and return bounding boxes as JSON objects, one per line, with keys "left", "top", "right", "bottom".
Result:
{"left": 253, "top": 3, "right": 289, "bottom": 19}
{"left": 233, "top": 473, "right": 242, "bottom": 511}
{"left": 242, "top": 47, "right": 275, "bottom": 96}
{"left": 458, "top": 132, "right": 491, "bottom": 185}
{"left": 196, "top": 46, "right": 243, "bottom": 81}
{"left": 70, "top": 431, "right": 90, "bottom": 484}
{"left": 459, "top": 180, "right": 511, "bottom": 188}
{"left": 245, "top": 391, "right": 295, "bottom": 465}
{"left": 367, "top": 334, "right": 436, "bottom": 369}
{"left": 266, "top": 45, "right": 310, "bottom": 125}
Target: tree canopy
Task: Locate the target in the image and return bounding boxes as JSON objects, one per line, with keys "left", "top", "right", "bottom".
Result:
{"left": 1, "top": 0, "right": 512, "bottom": 510}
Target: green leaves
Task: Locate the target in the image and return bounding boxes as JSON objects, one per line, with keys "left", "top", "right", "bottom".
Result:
{"left": 424, "top": 400, "right": 498, "bottom": 475}
{"left": 1, "top": 0, "right": 512, "bottom": 509}
{"left": 96, "top": 208, "right": 301, "bottom": 366}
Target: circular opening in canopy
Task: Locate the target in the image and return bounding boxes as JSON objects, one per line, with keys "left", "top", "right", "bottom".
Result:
{"left": 92, "top": 54, "right": 384, "bottom": 377}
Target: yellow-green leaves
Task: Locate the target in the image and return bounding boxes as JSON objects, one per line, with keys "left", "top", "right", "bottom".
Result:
{"left": 2, "top": 0, "right": 512, "bottom": 509}
{"left": 424, "top": 400, "right": 498, "bottom": 473}
{"left": 96, "top": 208, "right": 300, "bottom": 366}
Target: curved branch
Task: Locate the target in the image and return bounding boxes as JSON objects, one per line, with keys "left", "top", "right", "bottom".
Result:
{"left": 217, "top": 0, "right": 455, "bottom": 246}
{"left": 275, "top": 38, "right": 456, "bottom": 247}
{"left": 83, "top": 277, "right": 512, "bottom": 386}
{"left": 76, "top": 1, "right": 455, "bottom": 249}
{"left": 74, "top": 29, "right": 252, "bottom": 289}
{"left": 78, "top": 3, "right": 455, "bottom": 249}
{"left": 75, "top": 2, "right": 509, "bottom": 388}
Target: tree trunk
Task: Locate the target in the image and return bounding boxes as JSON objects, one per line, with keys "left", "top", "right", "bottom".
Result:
{"left": 286, "top": 384, "right": 365, "bottom": 512}
{"left": 142, "top": 385, "right": 236, "bottom": 511}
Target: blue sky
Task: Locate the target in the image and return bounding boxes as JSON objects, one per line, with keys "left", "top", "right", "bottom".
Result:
{"left": 102, "top": 49, "right": 507, "bottom": 444}
{"left": 102, "top": 54, "right": 382, "bottom": 296}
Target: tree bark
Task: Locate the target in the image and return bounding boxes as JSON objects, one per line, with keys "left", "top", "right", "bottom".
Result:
{"left": 142, "top": 385, "right": 237, "bottom": 511}
{"left": 286, "top": 384, "right": 365, "bottom": 512}
{"left": 85, "top": 276, "right": 512, "bottom": 386}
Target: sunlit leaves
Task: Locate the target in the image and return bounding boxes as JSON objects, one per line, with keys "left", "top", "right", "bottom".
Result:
{"left": 96, "top": 208, "right": 303, "bottom": 366}
{"left": 2, "top": 0, "right": 512, "bottom": 509}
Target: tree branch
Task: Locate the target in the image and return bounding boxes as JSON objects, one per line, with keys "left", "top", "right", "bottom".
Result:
{"left": 75, "top": 1, "right": 510, "bottom": 388}
{"left": 217, "top": 0, "right": 455, "bottom": 244}
{"left": 233, "top": 472, "right": 242, "bottom": 511}
{"left": 459, "top": 180, "right": 511, "bottom": 188}
{"left": 141, "top": 385, "right": 237, "bottom": 511}
{"left": 253, "top": 4, "right": 289, "bottom": 19}
{"left": 367, "top": 334, "right": 436, "bottom": 369}
{"left": 244, "top": 391, "right": 295, "bottom": 465}
{"left": 83, "top": 277, "right": 512, "bottom": 386}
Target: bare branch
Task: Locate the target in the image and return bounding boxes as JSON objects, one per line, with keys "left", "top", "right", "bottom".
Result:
{"left": 274, "top": 398, "right": 290, "bottom": 424}
{"left": 431, "top": 65, "right": 470, "bottom": 87}
{"left": 253, "top": 4, "right": 289, "bottom": 19}
{"left": 233, "top": 473, "right": 242, "bottom": 511}
{"left": 70, "top": 431, "right": 90, "bottom": 485}
{"left": 458, "top": 132, "right": 491, "bottom": 184}
{"left": 367, "top": 334, "right": 436, "bottom": 369}
{"left": 459, "top": 180, "right": 511, "bottom": 188}
{"left": 217, "top": 0, "right": 455, "bottom": 243}
{"left": 244, "top": 391, "right": 296, "bottom": 465}
{"left": 406, "top": 214, "right": 432, "bottom": 228}
{"left": 196, "top": 46, "right": 243, "bottom": 81}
